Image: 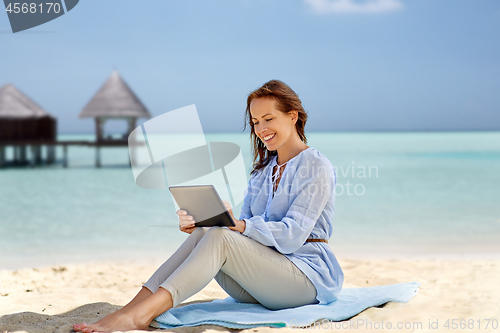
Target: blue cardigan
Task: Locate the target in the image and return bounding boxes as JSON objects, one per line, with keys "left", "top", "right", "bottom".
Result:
{"left": 239, "top": 147, "right": 344, "bottom": 305}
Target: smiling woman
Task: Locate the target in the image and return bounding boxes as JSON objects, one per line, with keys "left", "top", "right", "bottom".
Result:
{"left": 245, "top": 80, "right": 309, "bottom": 173}
{"left": 237, "top": 80, "right": 343, "bottom": 303}
{"left": 73, "top": 79, "right": 343, "bottom": 333}
{"left": 244, "top": 81, "right": 311, "bottom": 196}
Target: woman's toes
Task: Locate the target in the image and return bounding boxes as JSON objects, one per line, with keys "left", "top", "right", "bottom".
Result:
{"left": 84, "top": 323, "right": 104, "bottom": 333}
{"left": 73, "top": 323, "right": 87, "bottom": 332}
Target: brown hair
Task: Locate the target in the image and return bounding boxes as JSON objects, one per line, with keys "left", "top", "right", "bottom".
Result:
{"left": 243, "top": 79, "right": 308, "bottom": 176}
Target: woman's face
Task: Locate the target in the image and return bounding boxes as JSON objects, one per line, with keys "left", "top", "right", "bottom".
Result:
{"left": 250, "top": 98, "right": 297, "bottom": 152}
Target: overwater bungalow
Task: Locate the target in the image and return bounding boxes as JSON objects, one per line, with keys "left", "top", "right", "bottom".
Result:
{"left": 79, "top": 70, "right": 151, "bottom": 143}
{"left": 0, "top": 84, "right": 57, "bottom": 166}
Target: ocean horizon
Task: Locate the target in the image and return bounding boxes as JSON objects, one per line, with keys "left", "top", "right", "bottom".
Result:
{"left": 1, "top": 131, "right": 500, "bottom": 269}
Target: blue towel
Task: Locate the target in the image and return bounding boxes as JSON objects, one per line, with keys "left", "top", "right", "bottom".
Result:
{"left": 154, "top": 281, "right": 420, "bottom": 329}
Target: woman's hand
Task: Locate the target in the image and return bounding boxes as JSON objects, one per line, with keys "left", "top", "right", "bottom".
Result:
{"left": 222, "top": 200, "right": 246, "bottom": 234}
{"left": 177, "top": 210, "right": 197, "bottom": 234}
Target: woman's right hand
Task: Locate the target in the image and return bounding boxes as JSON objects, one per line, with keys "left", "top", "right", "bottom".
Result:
{"left": 177, "top": 210, "right": 197, "bottom": 234}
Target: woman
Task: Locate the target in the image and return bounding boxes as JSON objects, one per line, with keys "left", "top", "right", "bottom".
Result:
{"left": 73, "top": 79, "right": 344, "bottom": 333}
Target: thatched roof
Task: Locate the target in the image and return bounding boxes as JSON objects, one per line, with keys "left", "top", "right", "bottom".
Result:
{"left": 0, "top": 83, "right": 53, "bottom": 119}
{"left": 79, "top": 71, "right": 151, "bottom": 119}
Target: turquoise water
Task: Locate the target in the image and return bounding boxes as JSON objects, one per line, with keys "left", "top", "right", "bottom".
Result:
{"left": 1, "top": 132, "right": 500, "bottom": 269}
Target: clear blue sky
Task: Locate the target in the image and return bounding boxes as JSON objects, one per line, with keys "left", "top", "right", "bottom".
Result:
{"left": 1, "top": 0, "right": 499, "bottom": 133}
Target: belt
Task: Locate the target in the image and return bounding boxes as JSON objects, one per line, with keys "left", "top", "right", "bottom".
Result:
{"left": 305, "top": 239, "right": 328, "bottom": 243}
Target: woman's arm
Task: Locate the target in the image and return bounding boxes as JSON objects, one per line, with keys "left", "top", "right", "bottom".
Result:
{"left": 221, "top": 176, "right": 256, "bottom": 233}
{"left": 242, "top": 162, "right": 336, "bottom": 254}
{"left": 239, "top": 177, "right": 254, "bottom": 220}
{"left": 222, "top": 200, "right": 246, "bottom": 233}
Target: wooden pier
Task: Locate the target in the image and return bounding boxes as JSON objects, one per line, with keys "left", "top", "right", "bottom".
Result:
{"left": 0, "top": 140, "right": 142, "bottom": 168}
{"left": 1, "top": 71, "right": 151, "bottom": 169}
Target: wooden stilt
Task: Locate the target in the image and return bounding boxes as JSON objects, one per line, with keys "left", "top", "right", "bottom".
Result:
{"left": 40, "top": 145, "right": 45, "bottom": 165}
{"left": 20, "top": 145, "right": 27, "bottom": 164}
{"left": 63, "top": 145, "right": 68, "bottom": 168}
{"left": 47, "top": 145, "right": 55, "bottom": 164}
{"left": 30, "top": 145, "right": 35, "bottom": 168}
{"left": 0, "top": 145, "right": 5, "bottom": 167}
{"left": 96, "top": 145, "right": 101, "bottom": 168}
{"left": 34, "top": 145, "right": 42, "bottom": 164}
{"left": 13, "top": 146, "right": 19, "bottom": 164}
{"left": 128, "top": 148, "right": 133, "bottom": 167}
{"left": 127, "top": 118, "right": 136, "bottom": 140}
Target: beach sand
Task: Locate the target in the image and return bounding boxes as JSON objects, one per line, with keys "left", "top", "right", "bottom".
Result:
{"left": 1, "top": 258, "right": 499, "bottom": 333}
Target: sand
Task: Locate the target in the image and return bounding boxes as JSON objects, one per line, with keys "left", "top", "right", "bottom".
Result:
{"left": 1, "top": 257, "right": 499, "bottom": 333}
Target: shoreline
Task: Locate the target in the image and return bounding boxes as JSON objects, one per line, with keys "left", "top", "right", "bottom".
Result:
{"left": 2, "top": 246, "right": 500, "bottom": 271}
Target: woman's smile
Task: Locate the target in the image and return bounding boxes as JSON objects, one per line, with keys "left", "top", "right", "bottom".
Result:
{"left": 262, "top": 133, "right": 276, "bottom": 142}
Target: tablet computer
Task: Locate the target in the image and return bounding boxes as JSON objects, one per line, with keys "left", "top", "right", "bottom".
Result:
{"left": 168, "top": 185, "right": 236, "bottom": 227}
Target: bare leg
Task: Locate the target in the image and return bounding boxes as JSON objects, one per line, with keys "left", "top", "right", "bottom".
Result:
{"left": 74, "top": 228, "right": 209, "bottom": 332}
{"left": 73, "top": 287, "right": 152, "bottom": 332}
{"left": 115, "top": 286, "right": 153, "bottom": 312}
{"left": 79, "top": 287, "right": 173, "bottom": 333}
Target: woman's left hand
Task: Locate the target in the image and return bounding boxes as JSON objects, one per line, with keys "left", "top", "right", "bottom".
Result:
{"left": 222, "top": 200, "right": 246, "bottom": 234}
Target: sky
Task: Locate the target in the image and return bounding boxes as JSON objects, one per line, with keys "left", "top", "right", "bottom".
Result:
{"left": 1, "top": 0, "right": 499, "bottom": 134}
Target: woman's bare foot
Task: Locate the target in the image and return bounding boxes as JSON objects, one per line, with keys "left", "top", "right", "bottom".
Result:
{"left": 75, "top": 287, "right": 173, "bottom": 333}
{"left": 73, "top": 306, "right": 124, "bottom": 332}
{"left": 73, "top": 287, "right": 153, "bottom": 332}
{"left": 80, "top": 309, "right": 149, "bottom": 333}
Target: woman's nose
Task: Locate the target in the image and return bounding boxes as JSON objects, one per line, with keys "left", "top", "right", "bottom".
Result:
{"left": 255, "top": 123, "right": 266, "bottom": 134}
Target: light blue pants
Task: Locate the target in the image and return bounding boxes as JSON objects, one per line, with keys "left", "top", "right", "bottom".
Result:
{"left": 143, "top": 226, "right": 318, "bottom": 310}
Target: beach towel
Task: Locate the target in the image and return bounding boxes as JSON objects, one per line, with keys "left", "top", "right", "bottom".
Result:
{"left": 153, "top": 281, "right": 420, "bottom": 329}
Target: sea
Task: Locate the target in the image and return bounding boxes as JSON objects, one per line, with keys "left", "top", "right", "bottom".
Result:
{"left": 1, "top": 131, "right": 500, "bottom": 269}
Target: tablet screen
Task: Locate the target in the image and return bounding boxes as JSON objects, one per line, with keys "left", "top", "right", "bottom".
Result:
{"left": 169, "top": 185, "right": 236, "bottom": 227}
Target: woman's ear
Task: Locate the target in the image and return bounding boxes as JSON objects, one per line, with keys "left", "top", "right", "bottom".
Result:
{"left": 290, "top": 110, "right": 298, "bottom": 124}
